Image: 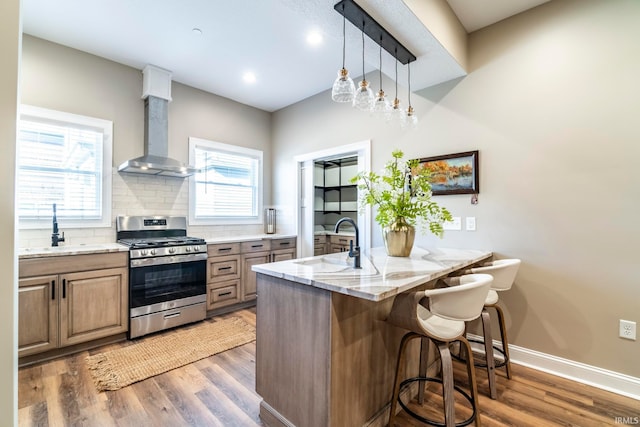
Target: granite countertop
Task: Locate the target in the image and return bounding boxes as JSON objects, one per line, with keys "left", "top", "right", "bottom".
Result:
{"left": 18, "top": 243, "right": 129, "bottom": 259}
{"left": 205, "top": 234, "right": 297, "bottom": 244}
{"left": 252, "top": 246, "right": 492, "bottom": 302}
{"left": 19, "top": 234, "right": 298, "bottom": 259}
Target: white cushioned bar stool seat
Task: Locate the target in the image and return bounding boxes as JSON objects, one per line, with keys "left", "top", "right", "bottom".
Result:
{"left": 386, "top": 274, "right": 493, "bottom": 427}
{"left": 448, "top": 259, "right": 521, "bottom": 400}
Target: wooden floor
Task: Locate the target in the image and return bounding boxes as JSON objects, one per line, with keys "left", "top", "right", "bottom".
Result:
{"left": 19, "top": 308, "right": 638, "bottom": 427}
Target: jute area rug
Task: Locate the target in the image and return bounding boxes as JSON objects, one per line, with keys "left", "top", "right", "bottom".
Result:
{"left": 85, "top": 316, "right": 255, "bottom": 392}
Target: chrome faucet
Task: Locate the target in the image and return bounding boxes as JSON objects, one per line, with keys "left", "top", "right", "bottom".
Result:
{"left": 334, "top": 217, "right": 361, "bottom": 269}
{"left": 51, "top": 203, "right": 65, "bottom": 247}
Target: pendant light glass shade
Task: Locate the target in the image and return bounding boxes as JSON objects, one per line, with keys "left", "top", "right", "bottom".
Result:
{"left": 353, "top": 24, "right": 374, "bottom": 111}
{"left": 331, "top": 7, "right": 355, "bottom": 103}
{"left": 332, "top": 68, "right": 356, "bottom": 103}
{"left": 372, "top": 42, "right": 390, "bottom": 116}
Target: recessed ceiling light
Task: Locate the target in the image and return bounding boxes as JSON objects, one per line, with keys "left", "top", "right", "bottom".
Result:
{"left": 306, "top": 30, "right": 323, "bottom": 46}
{"left": 192, "top": 28, "right": 203, "bottom": 35}
{"left": 243, "top": 72, "right": 257, "bottom": 84}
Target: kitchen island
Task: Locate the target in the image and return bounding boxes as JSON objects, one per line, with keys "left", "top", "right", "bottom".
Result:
{"left": 252, "top": 246, "right": 492, "bottom": 427}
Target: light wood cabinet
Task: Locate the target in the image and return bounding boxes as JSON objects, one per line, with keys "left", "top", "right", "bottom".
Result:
{"left": 206, "top": 243, "right": 242, "bottom": 310}
{"left": 241, "top": 250, "right": 271, "bottom": 301}
{"left": 207, "top": 237, "right": 297, "bottom": 309}
{"left": 18, "top": 275, "right": 58, "bottom": 357}
{"left": 314, "top": 235, "right": 327, "bottom": 256}
{"left": 59, "top": 268, "right": 128, "bottom": 347}
{"left": 18, "top": 252, "right": 128, "bottom": 358}
{"left": 330, "top": 234, "right": 353, "bottom": 253}
{"left": 270, "top": 238, "right": 296, "bottom": 262}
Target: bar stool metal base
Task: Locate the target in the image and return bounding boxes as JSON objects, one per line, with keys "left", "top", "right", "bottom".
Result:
{"left": 397, "top": 376, "right": 477, "bottom": 427}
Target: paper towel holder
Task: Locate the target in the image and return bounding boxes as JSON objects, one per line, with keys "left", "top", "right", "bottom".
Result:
{"left": 264, "top": 208, "right": 276, "bottom": 234}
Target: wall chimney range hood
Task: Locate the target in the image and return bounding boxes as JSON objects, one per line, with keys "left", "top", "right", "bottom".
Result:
{"left": 118, "top": 65, "right": 200, "bottom": 178}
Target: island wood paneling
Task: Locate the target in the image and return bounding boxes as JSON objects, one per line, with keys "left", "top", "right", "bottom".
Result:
{"left": 255, "top": 273, "right": 331, "bottom": 427}
{"left": 255, "top": 272, "right": 442, "bottom": 427}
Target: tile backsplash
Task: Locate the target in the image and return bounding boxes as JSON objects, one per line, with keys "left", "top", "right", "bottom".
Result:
{"left": 18, "top": 169, "right": 274, "bottom": 248}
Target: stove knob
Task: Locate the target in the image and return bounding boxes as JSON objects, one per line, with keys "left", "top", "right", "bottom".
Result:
{"left": 150, "top": 249, "right": 156, "bottom": 256}
{"left": 185, "top": 246, "right": 192, "bottom": 253}
{"left": 168, "top": 247, "right": 176, "bottom": 254}
{"left": 193, "top": 245, "right": 200, "bottom": 252}
{"left": 140, "top": 250, "right": 148, "bottom": 256}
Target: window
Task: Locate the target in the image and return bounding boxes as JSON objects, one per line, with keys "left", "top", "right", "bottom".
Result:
{"left": 17, "top": 105, "right": 112, "bottom": 228}
{"left": 189, "top": 137, "right": 263, "bottom": 225}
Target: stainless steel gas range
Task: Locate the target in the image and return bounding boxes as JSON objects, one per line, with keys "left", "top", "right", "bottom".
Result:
{"left": 116, "top": 216, "right": 207, "bottom": 339}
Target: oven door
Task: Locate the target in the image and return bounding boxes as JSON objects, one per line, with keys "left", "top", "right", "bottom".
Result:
{"left": 129, "top": 253, "right": 207, "bottom": 310}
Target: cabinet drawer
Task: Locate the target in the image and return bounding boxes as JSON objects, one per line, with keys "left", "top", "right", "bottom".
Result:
{"left": 330, "top": 244, "right": 348, "bottom": 253}
{"left": 314, "top": 235, "right": 326, "bottom": 244}
{"left": 208, "top": 281, "right": 240, "bottom": 310}
{"left": 208, "top": 255, "right": 240, "bottom": 282}
{"left": 271, "top": 238, "right": 296, "bottom": 250}
{"left": 314, "top": 245, "right": 326, "bottom": 256}
{"left": 330, "top": 235, "right": 353, "bottom": 245}
{"left": 208, "top": 243, "right": 241, "bottom": 256}
{"left": 241, "top": 240, "right": 271, "bottom": 253}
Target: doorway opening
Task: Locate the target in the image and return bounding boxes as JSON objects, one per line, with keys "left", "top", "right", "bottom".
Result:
{"left": 295, "top": 141, "right": 371, "bottom": 258}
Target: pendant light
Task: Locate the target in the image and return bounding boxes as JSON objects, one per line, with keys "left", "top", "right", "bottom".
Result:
{"left": 389, "top": 51, "right": 405, "bottom": 125}
{"left": 352, "top": 22, "right": 374, "bottom": 111}
{"left": 405, "top": 60, "right": 418, "bottom": 128}
{"left": 331, "top": 4, "right": 355, "bottom": 103}
{"left": 372, "top": 37, "right": 391, "bottom": 115}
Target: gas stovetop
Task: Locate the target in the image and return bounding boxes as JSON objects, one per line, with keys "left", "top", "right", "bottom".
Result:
{"left": 115, "top": 215, "right": 207, "bottom": 259}
{"left": 118, "top": 236, "right": 206, "bottom": 249}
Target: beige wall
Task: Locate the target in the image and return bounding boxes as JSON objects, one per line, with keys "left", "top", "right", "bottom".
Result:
{"left": 0, "top": 0, "right": 20, "bottom": 423}
{"left": 403, "top": 0, "right": 467, "bottom": 70}
{"left": 273, "top": 0, "right": 640, "bottom": 378}
{"left": 19, "top": 36, "right": 273, "bottom": 246}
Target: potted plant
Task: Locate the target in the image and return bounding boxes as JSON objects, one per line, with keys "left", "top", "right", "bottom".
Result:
{"left": 352, "top": 149, "right": 452, "bottom": 256}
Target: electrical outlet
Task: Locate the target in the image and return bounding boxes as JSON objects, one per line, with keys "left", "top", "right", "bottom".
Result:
{"left": 619, "top": 320, "right": 636, "bottom": 340}
{"left": 466, "top": 217, "right": 476, "bottom": 231}
{"left": 443, "top": 217, "right": 462, "bottom": 230}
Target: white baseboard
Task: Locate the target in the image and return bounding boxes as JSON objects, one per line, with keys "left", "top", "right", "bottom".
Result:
{"left": 466, "top": 333, "right": 640, "bottom": 401}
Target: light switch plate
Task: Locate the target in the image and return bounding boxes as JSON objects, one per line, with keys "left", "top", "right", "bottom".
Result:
{"left": 443, "top": 217, "right": 462, "bottom": 230}
{"left": 466, "top": 217, "right": 476, "bottom": 231}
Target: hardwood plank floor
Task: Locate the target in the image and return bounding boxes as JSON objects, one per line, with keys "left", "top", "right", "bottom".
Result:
{"left": 19, "top": 308, "right": 638, "bottom": 426}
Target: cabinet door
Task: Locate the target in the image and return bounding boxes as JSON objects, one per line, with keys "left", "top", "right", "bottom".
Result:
{"left": 241, "top": 252, "right": 271, "bottom": 301}
{"left": 59, "top": 267, "right": 128, "bottom": 346}
{"left": 272, "top": 248, "right": 296, "bottom": 262}
{"left": 18, "top": 275, "right": 58, "bottom": 357}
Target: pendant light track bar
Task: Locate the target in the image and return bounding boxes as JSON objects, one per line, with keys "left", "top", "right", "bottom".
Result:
{"left": 334, "top": 0, "right": 416, "bottom": 65}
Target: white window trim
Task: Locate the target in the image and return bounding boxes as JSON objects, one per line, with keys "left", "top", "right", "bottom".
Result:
{"left": 188, "top": 137, "right": 263, "bottom": 226}
{"left": 18, "top": 105, "right": 113, "bottom": 229}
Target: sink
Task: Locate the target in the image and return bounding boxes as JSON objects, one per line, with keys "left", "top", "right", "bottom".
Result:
{"left": 294, "top": 254, "right": 379, "bottom": 277}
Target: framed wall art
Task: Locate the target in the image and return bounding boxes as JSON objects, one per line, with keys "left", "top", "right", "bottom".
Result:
{"left": 416, "top": 150, "right": 479, "bottom": 195}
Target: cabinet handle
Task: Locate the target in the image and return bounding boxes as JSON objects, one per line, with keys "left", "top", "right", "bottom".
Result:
{"left": 219, "top": 247, "right": 232, "bottom": 252}
{"left": 164, "top": 311, "right": 181, "bottom": 319}
{"left": 251, "top": 244, "right": 263, "bottom": 248}
{"left": 62, "top": 279, "right": 66, "bottom": 298}
{"left": 218, "top": 266, "right": 232, "bottom": 271}
{"left": 279, "top": 242, "right": 290, "bottom": 246}
{"left": 51, "top": 280, "right": 55, "bottom": 300}
{"left": 218, "top": 291, "right": 232, "bottom": 297}
{"left": 339, "top": 238, "right": 348, "bottom": 243}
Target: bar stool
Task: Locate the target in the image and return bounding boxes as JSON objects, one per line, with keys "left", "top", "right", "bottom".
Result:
{"left": 386, "top": 273, "right": 493, "bottom": 427}
{"left": 448, "top": 259, "right": 521, "bottom": 399}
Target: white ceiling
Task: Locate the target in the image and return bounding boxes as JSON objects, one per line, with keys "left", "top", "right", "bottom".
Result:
{"left": 21, "top": 0, "right": 549, "bottom": 112}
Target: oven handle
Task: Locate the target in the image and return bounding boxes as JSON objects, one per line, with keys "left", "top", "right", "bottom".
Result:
{"left": 130, "top": 252, "right": 207, "bottom": 268}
